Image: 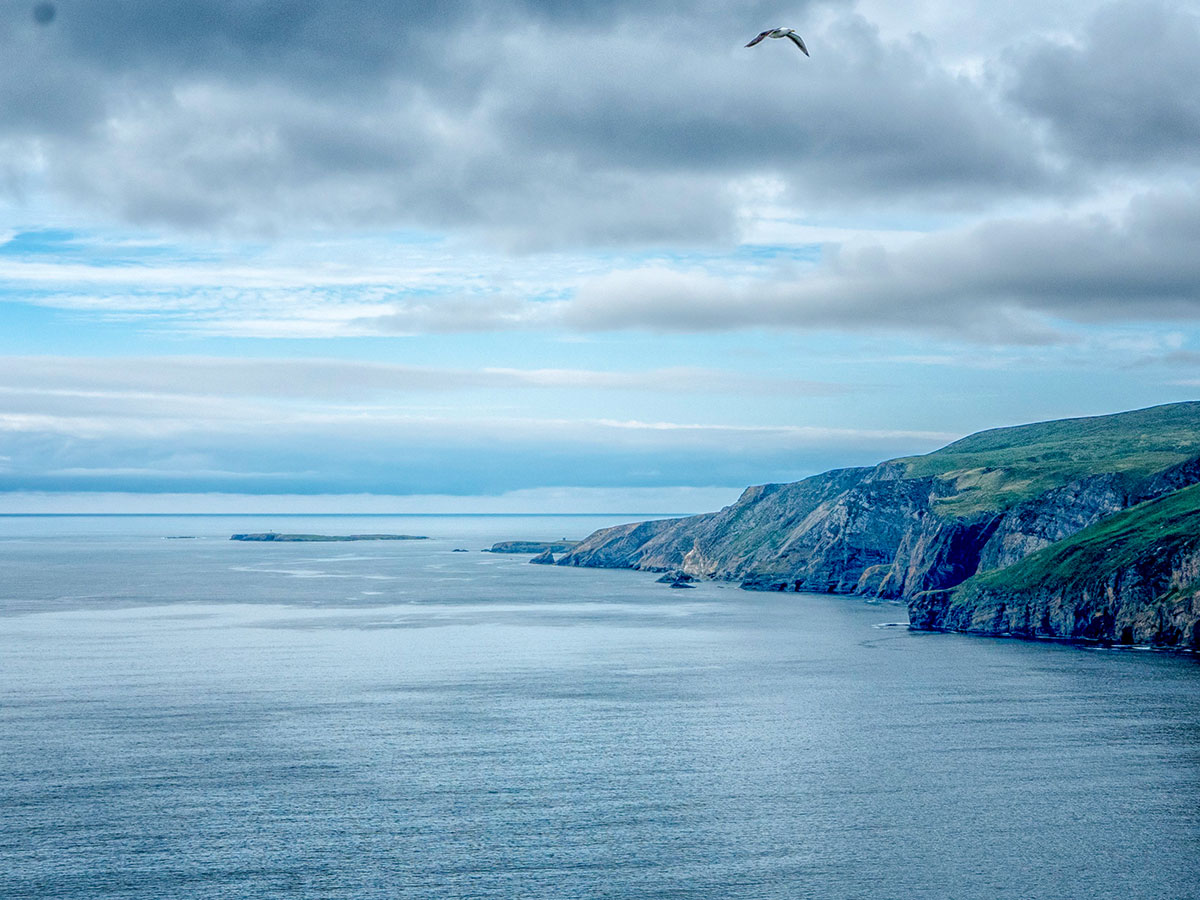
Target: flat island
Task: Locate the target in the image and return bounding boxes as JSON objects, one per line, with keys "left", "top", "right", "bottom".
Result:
{"left": 231, "top": 533, "right": 428, "bottom": 542}
{"left": 486, "top": 540, "right": 579, "bottom": 554}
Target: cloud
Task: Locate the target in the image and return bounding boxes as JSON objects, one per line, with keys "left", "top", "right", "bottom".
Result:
{"left": 564, "top": 186, "right": 1200, "bottom": 342}
{"left": 1009, "top": 1, "right": 1200, "bottom": 168}
{"left": 0, "top": 353, "right": 943, "bottom": 495}
{"left": 0, "top": 486, "right": 748, "bottom": 515}
{"left": 0, "top": 410, "right": 952, "bottom": 496}
{"left": 2, "top": 0, "right": 1194, "bottom": 342}
{"left": 7, "top": 0, "right": 1199, "bottom": 505}
{"left": 5, "top": 177, "right": 1198, "bottom": 345}
{"left": 0, "top": 356, "right": 848, "bottom": 401}
{"left": 349, "top": 294, "right": 558, "bottom": 335}
{"left": 0, "top": 0, "right": 1062, "bottom": 245}
{"left": 6, "top": 181, "right": 1198, "bottom": 344}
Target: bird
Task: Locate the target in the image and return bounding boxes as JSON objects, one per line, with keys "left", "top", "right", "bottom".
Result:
{"left": 745, "top": 27, "right": 809, "bottom": 56}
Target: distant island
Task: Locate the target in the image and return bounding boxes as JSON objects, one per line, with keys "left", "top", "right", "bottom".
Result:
{"left": 555, "top": 401, "right": 1200, "bottom": 651}
{"left": 486, "top": 540, "right": 579, "bottom": 554}
{"left": 231, "top": 533, "right": 428, "bottom": 542}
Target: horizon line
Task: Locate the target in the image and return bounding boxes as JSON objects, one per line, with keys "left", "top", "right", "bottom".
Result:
{"left": 0, "top": 511, "right": 686, "bottom": 518}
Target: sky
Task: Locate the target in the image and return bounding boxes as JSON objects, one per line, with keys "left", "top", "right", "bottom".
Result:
{"left": 2, "top": 0, "right": 1199, "bottom": 513}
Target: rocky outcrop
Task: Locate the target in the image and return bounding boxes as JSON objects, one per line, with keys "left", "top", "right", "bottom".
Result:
{"left": 529, "top": 548, "right": 556, "bottom": 565}
{"left": 655, "top": 571, "right": 695, "bottom": 584}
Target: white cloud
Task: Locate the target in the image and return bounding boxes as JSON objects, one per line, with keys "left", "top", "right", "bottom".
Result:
{"left": 2, "top": 0, "right": 1198, "bottom": 504}
{"left": 564, "top": 187, "right": 1200, "bottom": 343}
{"left": 0, "top": 356, "right": 848, "bottom": 401}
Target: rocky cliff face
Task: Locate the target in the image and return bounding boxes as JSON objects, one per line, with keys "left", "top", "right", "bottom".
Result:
{"left": 556, "top": 450, "right": 1200, "bottom": 648}
{"left": 559, "top": 467, "right": 872, "bottom": 582}
{"left": 560, "top": 465, "right": 1194, "bottom": 593}
{"left": 910, "top": 545, "right": 1200, "bottom": 649}
{"left": 909, "top": 481, "right": 1200, "bottom": 649}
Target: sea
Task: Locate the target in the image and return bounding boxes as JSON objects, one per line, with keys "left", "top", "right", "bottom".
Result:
{"left": 2, "top": 515, "right": 1198, "bottom": 900}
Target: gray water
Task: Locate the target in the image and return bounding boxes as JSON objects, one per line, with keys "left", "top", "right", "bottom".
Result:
{"left": 2, "top": 516, "right": 1198, "bottom": 900}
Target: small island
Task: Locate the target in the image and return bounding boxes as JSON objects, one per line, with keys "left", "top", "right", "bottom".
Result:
{"left": 230, "top": 533, "right": 428, "bottom": 542}
{"left": 485, "top": 540, "right": 580, "bottom": 554}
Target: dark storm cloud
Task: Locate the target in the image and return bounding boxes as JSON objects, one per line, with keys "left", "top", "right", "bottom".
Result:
{"left": 0, "top": 0, "right": 1058, "bottom": 244}
{"left": 3, "top": 0, "right": 1196, "bottom": 256}
{"left": 40, "top": 1, "right": 789, "bottom": 80}
{"left": 1009, "top": 0, "right": 1200, "bottom": 167}
{"left": 495, "top": 15, "right": 1040, "bottom": 199}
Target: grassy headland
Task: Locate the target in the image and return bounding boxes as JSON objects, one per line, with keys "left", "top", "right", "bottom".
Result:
{"left": 897, "top": 401, "right": 1200, "bottom": 515}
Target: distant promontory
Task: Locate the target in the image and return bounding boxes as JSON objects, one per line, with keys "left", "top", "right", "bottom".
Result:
{"left": 231, "top": 533, "right": 428, "bottom": 542}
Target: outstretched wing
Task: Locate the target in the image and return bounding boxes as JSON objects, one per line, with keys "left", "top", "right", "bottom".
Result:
{"left": 745, "top": 30, "right": 772, "bottom": 47}
{"left": 785, "top": 32, "right": 810, "bottom": 56}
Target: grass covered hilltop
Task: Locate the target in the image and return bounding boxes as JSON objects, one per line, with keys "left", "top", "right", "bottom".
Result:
{"left": 898, "top": 400, "right": 1200, "bottom": 516}
{"left": 556, "top": 401, "right": 1200, "bottom": 649}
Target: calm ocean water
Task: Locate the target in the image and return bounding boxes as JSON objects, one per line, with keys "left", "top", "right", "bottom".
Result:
{"left": 2, "top": 515, "right": 1198, "bottom": 900}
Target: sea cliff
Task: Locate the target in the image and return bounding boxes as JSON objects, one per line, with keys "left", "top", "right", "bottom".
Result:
{"left": 910, "top": 484, "right": 1200, "bottom": 647}
{"left": 556, "top": 402, "right": 1200, "bottom": 649}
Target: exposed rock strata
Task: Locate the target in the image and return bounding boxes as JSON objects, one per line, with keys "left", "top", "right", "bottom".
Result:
{"left": 555, "top": 432, "right": 1200, "bottom": 648}
{"left": 559, "top": 466, "right": 1195, "bottom": 598}
{"left": 910, "top": 547, "right": 1200, "bottom": 649}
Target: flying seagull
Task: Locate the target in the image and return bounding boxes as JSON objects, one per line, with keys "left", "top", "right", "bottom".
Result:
{"left": 745, "top": 27, "right": 809, "bottom": 56}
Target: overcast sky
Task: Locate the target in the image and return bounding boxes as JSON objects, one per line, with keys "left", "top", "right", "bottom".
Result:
{"left": 2, "top": 0, "right": 1199, "bottom": 512}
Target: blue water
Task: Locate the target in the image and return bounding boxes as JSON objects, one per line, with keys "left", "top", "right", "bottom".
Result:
{"left": 2, "top": 516, "right": 1199, "bottom": 899}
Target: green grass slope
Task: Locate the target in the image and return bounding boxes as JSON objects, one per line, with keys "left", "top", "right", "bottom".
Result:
{"left": 895, "top": 401, "right": 1200, "bottom": 515}
{"left": 960, "top": 482, "right": 1200, "bottom": 597}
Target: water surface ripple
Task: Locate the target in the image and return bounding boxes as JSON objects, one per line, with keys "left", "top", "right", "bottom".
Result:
{"left": 2, "top": 516, "right": 1198, "bottom": 899}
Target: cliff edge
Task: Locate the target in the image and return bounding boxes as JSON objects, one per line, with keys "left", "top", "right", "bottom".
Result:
{"left": 556, "top": 402, "right": 1200, "bottom": 649}
{"left": 910, "top": 484, "right": 1200, "bottom": 648}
